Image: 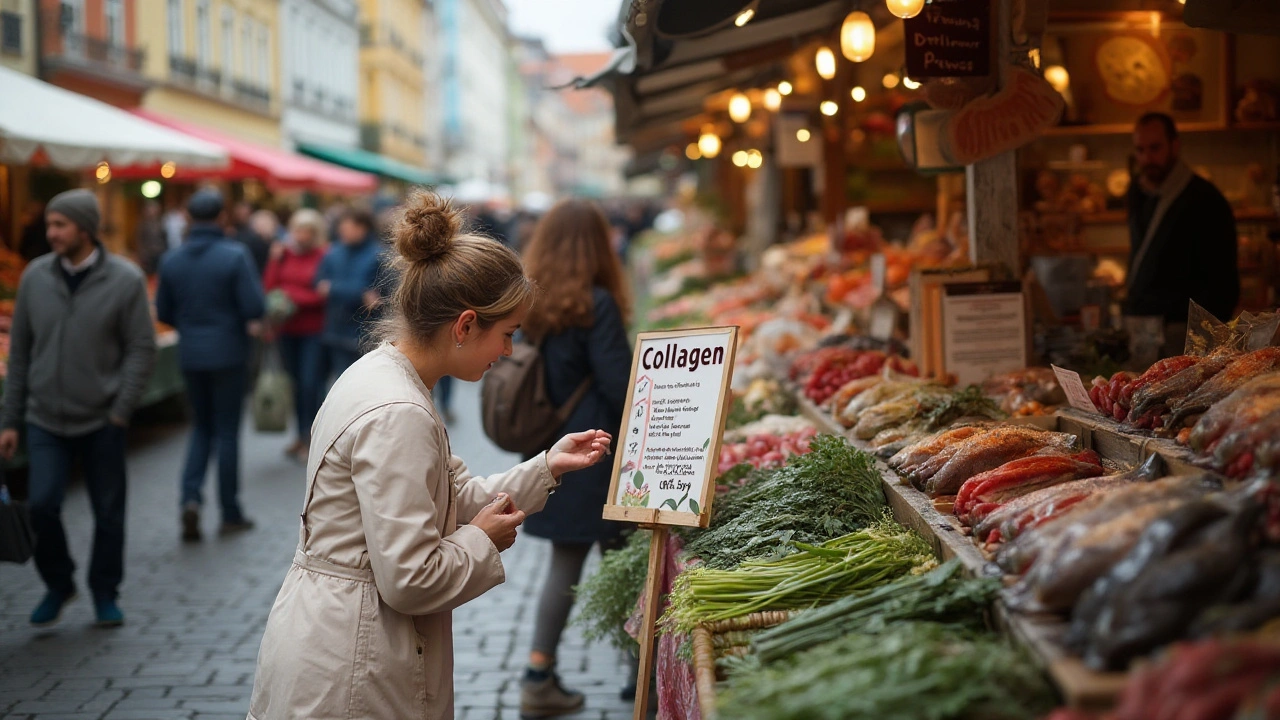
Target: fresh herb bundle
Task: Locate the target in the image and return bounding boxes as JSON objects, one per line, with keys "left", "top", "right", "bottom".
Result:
{"left": 922, "top": 385, "right": 1007, "bottom": 431}
{"left": 751, "top": 559, "right": 1000, "bottom": 663}
{"left": 717, "top": 621, "right": 1057, "bottom": 720}
{"left": 572, "top": 530, "right": 650, "bottom": 650}
{"left": 664, "top": 517, "right": 935, "bottom": 633}
{"left": 680, "top": 435, "right": 887, "bottom": 570}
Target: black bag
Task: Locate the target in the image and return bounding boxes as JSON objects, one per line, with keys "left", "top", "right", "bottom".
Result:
{"left": 0, "top": 482, "right": 34, "bottom": 564}
{"left": 480, "top": 341, "right": 591, "bottom": 456}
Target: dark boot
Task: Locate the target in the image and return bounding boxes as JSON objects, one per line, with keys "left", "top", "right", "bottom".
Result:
{"left": 520, "top": 666, "right": 585, "bottom": 719}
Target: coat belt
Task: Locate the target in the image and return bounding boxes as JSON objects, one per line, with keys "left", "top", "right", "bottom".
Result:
{"left": 293, "top": 548, "right": 375, "bottom": 583}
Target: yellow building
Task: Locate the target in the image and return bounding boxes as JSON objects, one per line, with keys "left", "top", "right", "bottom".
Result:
{"left": 358, "top": 0, "right": 426, "bottom": 167}
{"left": 136, "top": 0, "right": 281, "bottom": 146}
{"left": 0, "top": 0, "right": 38, "bottom": 76}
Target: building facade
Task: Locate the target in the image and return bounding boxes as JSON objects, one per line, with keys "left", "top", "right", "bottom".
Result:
{"left": 280, "top": 0, "right": 359, "bottom": 150}
{"left": 421, "top": 0, "right": 443, "bottom": 172}
{"left": 439, "top": 0, "right": 510, "bottom": 187}
{"left": 37, "top": 0, "right": 150, "bottom": 107}
{"left": 1, "top": 0, "right": 37, "bottom": 75}
{"left": 357, "top": 0, "right": 426, "bottom": 167}
{"left": 136, "top": 0, "right": 281, "bottom": 145}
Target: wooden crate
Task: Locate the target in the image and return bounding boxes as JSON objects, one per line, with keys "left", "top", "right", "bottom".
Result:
{"left": 691, "top": 612, "right": 795, "bottom": 719}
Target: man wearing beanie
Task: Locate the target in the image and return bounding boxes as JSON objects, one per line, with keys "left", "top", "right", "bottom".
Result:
{"left": 156, "top": 188, "right": 265, "bottom": 542}
{"left": 0, "top": 188, "right": 157, "bottom": 628}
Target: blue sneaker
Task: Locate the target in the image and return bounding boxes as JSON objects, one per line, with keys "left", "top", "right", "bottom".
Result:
{"left": 30, "top": 590, "right": 77, "bottom": 627}
{"left": 93, "top": 598, "right": 124, "bottom": 628}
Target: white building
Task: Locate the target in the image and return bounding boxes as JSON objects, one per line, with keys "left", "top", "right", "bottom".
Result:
{"left": 439, "top": 0, "right": 511, "bottom": 188}
{"left": 280, "top": 0, "right": 359, "bottom": 149}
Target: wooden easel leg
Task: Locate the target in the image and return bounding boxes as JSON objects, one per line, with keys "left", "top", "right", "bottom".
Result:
{"left": 633, "top": 525, "right": 668, "bottom": 720}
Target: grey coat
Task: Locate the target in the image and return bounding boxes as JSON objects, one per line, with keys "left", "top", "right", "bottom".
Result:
{"left": 0, "top": 248, "right": 157, "bottom": 436}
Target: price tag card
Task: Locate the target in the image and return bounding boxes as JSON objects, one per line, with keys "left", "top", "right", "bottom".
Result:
{"left": 1052, "top": 364, "right": 1101, "bottom": 415}
{"left": 603, "top": 327, "right": 739, "bottom": 528}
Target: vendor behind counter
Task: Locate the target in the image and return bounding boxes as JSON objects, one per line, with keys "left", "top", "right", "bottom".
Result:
{"left": 1125, "top": 112, "right": 1239, "bottom": 355}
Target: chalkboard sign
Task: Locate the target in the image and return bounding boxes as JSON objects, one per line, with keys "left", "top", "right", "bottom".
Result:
{"left": 904, "top": 0, "right": 991, "bottom": 79}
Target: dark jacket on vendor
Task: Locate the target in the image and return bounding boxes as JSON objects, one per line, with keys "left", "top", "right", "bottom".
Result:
{"left": 0, "top": 246, "right": 156, "bottom": 436}
{"left": 155, "top": 222, "right": 266, "bottom": 370}
{"left": 314, "top": 234, "right": 382, "bottom": 353}
{"left": 1125, "top": 161, "right": 1239, "bottom": 323}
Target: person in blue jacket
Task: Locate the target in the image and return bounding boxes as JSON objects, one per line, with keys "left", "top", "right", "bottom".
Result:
{"left": 315, "top": 207, "right": 384, "bottom": 380}
{"left": 155, "top": 188, "right": 265, "bottom": 542}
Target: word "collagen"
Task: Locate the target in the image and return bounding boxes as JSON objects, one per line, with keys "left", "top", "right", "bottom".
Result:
{"left": 642, "top": 343, "right": 726, "bottom": 373}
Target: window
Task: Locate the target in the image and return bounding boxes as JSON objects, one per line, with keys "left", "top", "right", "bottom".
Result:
{"left": 220, "top": 7, "right": 233, "bottom": 81}
{"left": 256, "top": 20, "right": 268, "bottom": 89}
{"left": 105, "top": 0, "right": 124, "bottom": 47}
{"left": 167, "top": 0, "right": 184, "bottom": 54}
{"left": 195, "top": 0, "right": 210, "bottom": 67}
{"left": 241, "top": 16, "right": 251, "bottom": 81}
{"left": 0, "top": 11, "right": 20, "bottom": 55}
{"left": 59, "top": 0, "right": 83, "bottom": 34}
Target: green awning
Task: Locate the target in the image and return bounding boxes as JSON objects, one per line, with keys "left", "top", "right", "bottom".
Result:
{"left": 296, "top": 142, "right": 445, "bottom": 186}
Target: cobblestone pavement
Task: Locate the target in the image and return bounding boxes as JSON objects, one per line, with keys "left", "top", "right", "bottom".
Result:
{"left": 0, "top": 381, "right": 638, "bottom": 720}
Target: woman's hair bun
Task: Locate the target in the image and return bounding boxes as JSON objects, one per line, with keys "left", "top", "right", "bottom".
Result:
{"left": 394, "top": 190, "right": 463, "bottom": 264}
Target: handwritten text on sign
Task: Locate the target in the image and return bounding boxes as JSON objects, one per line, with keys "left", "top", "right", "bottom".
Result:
{"left": 607, "top": 328, "right": 737, "bottom": 527}
{"left": 904, "top": 0, "right": 991, "bottom": 78}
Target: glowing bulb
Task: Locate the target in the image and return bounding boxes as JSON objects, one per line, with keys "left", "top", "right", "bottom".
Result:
{"left": 851, "top": 86, "right": 867, "bottom": 102}
{"left": 734, "top": 7, "right": 754, "bottom": 26}
{"left": 886, "top": 0, "right": 926, "bottom": 19}
{"left": 95, "top": 162, "right": 111, "bottom": 183}
{"left": 840, "top": 11, "right": 876, "bottom": 63}
{"left": 1043, "top": 65, "right": 1070, "bottom": 94}
{"left": 160, "top": 161, "right": 177, "bottom": 178}
{"left": 697, "top": 130, "right": 721, "bottom": 159}
{"left": 728, "top": 92, "right": 752, "bottom": 123}
{"left": 731, "top": 150, "right": 749, "bottom": 167}
{"left": 141, "top": 180, "right": 162, "bottom": 198}
{"left": 820, "top": 100, "right": 838, "bottom": 116}
{"left": 763, "top": 88, "right": 782, "bottom": 111}
{"left": 796, "top": 128, "right": 811, "bottom": 143}
{"left": 883, "top": 72, "right": 900, "bottom": 89}
{"left": 815, "top": 46, "right": 836, "bottom": 80}
{"left": 777, "top": 80, "right": 793, "bottom": 96}
{"left": 746, "top": 149, "right": 763, "bottom": 169}
{"left": 685, "top": 143, "right": 701, "bottom": 160}
{"left": 902, "top": 76, "right": 921, "bottom": 90}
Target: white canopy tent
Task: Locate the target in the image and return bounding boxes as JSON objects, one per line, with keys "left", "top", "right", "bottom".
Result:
{"left": 0, "top": 65, "right": 226, "bottom": 170}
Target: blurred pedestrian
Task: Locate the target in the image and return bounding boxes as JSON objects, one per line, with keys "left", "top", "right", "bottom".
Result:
{"left": 163, "top": 201, "right": 187, "bottom": 251}
{"left": 315, "top": 207, "right": 383, "bottom": 379}
{"left": 263, "top": 209, "right": 328, "bottom": 463}
{"left": 248, "top": 189, "right": 613, "bottom": 720}
{"left": 231, "top": 201, "right": 271, "bottom": 276}
{"left": 18, "top": 199, "right": 50, "bottom": 262}
{"left": 518, "top": 199, "right": 633, "bottom": 717}
{"left": 134, "top": 200, "right": 167, "bottom": 275}
{"left": 155, "top": 189, "right": 265, "bottom": 542}
{"left": 0, "top": 189, "right": 156, "bottom": 628}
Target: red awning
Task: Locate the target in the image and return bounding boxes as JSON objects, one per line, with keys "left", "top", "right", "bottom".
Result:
{"left": 112, "top": 109, "right": 377, "bottom": 195}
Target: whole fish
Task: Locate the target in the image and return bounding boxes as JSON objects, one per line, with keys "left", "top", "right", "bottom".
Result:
{"left": 832, "top": 375, "right": 886, "bottom": 427}
{"left": 853, "top": 386, "right": 951, "bottom": 440}
{"left": 1188, "top": 373, "right": 1280, "bottom": 453}
{"left": 889, "top": 426, "right": 988, "bottom": 473}
{"left": 1166, "top": 348, "right": 1280, "bottom": 429}
{"left": 1213, "top": 411, "right": 1280, "bottom": 477}
{"left": 994, "top": 474, "right": 1220, "bottom": 575}
{"left": 954, "top": 451, "right": 1104, "bottom": 526}
{"left": 840, "top": 381, "right": 921, "bottom": 423}
{"left": 975, "top": 454, "right": 1164, "bottom": 543}
{"left": 869, "top": 424, "right": 926, "bottom": 459}
{"left": 1190, "top": 550, "right": 1280, "bottom": 637}
{"left": 919, "top": 427, "right": 1080, "bottom": 497}
{"left": 1118, "top": 355, "right": 1199, "bottom": 410}
{"left": 1128, "top": 350, "right": 1239, "bottom": 425}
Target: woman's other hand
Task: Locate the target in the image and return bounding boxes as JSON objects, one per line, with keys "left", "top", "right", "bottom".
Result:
{"left": 547, "top": 430, "right": 613, "bottom": 479}
{"left": 470, "top": 493, "right": 525, "bottom": 551}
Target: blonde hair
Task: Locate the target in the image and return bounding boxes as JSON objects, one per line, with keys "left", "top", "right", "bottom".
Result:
{"left": 287, "top": 208, "right": 328, "bottom": 245}
{"left": 377, "top": 190, "right": 536, "bottom": 346}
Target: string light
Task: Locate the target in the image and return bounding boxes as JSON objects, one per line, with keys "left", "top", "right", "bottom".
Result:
{"left": 728, "top": 92, "right": 752, "bottom": 123}
{"left": 902, "top": 76, "right": 921, "bottom": 90}
{"left": 685, "top": 143, "right": 701, "bottom": 160}
{"left": 778, "top": 80, "right": 793, "bottom": 96}
{"left": 851, "top": 86, "right": 867, "bottom": 102}
{"left": 796, "top": 128, "right": 811, "bottom": 142}
{"left": 732, "top": 150, "right": 749, "bottom": 167}
{"left": 885, "top": 0, "right": 926, "bottom": 19}
{"left": 160, "top": 161, "right": 177, "bottom": 178}
{"left": 95, "top": 162, "right": 111, "bottom": 183}
{"left": 815, "top": 46, "right": 836, "bottom": 80}
{"left": 883, "top": 72, "right": 900, "bottom": 89}
{"left": 820, "top": 100, "right": 838, "bottom": 116}
{"left": 840, "top": 11, "right": 875, "bottom": 62}
{"left": 697, "top": 128, "right": 722, "bottom": 158}
{"left": 746, "top": 149, "right": 763, "bottom": 169}
{"left": 763, "top": 88, "right": 782, "bottom": 111}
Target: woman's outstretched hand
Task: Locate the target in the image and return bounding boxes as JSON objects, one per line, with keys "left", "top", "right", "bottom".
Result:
{"left": 547, "top": 430, "right": 614, "bottom": 479}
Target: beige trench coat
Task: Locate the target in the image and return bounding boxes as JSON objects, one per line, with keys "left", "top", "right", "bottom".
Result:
{"left": 248, "top": 344, "right": 558, "bottom": 720}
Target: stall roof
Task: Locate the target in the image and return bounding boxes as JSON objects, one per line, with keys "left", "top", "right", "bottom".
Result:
{"left": 0, "top": 65, "right": 226, "bottom": 170}
{"left": 296, "top": 142, "right": 446, "bottom": 186}
{"left": 117, "top": 111, "right": 377, "bottom": 195}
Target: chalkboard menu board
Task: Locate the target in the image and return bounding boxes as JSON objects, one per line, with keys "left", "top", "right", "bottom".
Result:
{"left": 904, "top": 0, "right": 991, "bottom": 79}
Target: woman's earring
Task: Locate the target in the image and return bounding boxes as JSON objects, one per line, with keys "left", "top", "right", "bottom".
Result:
{"left": 456, "top": 342, "right": 463, "bottom": 349}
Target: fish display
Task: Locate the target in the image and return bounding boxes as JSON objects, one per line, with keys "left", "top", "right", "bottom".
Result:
{"left": 851, "top": 385, "right": 952, "bottom": 440}
{"left": 953, "top": 451, "right": 1104, "bottom": 526}
{"left": 1187, "top": 372, "right": 1280, "bottom": 453}
{"left": 915, "top": 427, "right": 1081, "bottom": 497}
{"left": 888, "top": 426, "right": 989, "bottom": 475}
{"left": 1165, "top": 347, "right": 1280, "bottom": 429}
{"left": 1127, "top": 350, "right": 1238, "bottom": 428}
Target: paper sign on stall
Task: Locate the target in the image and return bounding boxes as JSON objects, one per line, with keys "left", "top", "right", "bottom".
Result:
{"left": 603, "top": 327, "right": 738, "bottom": 528}
{"left": 941, "top": 282, "right": 1027, "bottom": 386}
{"left": 1051, "top": 365, "right": 1101, "bottom": 415}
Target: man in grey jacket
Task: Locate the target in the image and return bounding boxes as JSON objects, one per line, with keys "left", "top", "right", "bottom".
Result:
{"left": 0, "top": 189, "right": 157, "bottom": 628}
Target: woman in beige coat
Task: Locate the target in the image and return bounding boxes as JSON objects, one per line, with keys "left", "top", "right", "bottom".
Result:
{"left": 247, "top": 191, "right": 613, "bottom": 720}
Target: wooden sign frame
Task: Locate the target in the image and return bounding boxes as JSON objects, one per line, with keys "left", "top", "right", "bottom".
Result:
{"left": 602, "top": 326, "right": 739, "bottom": 529}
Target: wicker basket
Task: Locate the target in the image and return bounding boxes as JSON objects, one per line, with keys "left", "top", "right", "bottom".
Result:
{"left": 691, "top": 611, "right": 794, "bottom": 719}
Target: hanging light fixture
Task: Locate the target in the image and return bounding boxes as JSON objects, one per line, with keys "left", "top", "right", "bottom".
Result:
{"left": 763, "top": 88, "right": 782, "bottom": 111}
{"left": 820, "top": 100, "right": 838, "bottom": 116}
{"left": 697, "top": 128, "right": 722, "bottom": 158}
{"left": 840, "top": 11, "right": 875, "bottom": 62}
{"left": 851, "top": 86, "right": 867, "bottom": 102}
{"left": 778, "top": 80, "right": 793, "bottom": 96}
{"left": 885, "top": 0, "right": 926, "bottom": 19}
{"left": 686, "top": 143, "right": 702, "bottom": 160}
{"left": 815, "top": 46, "right": 837, "bottom": 80}
{"left": 734, "top": 7, "right": 755, "bottom": 26}
{"left": 902, "top": 76, "right": 921, "bottom": 90}
{"left": 728, "top": 92, "right": 752, "bottom": 123}
{"left": 796, "top": 128, "right": 811, "bottom": 142}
